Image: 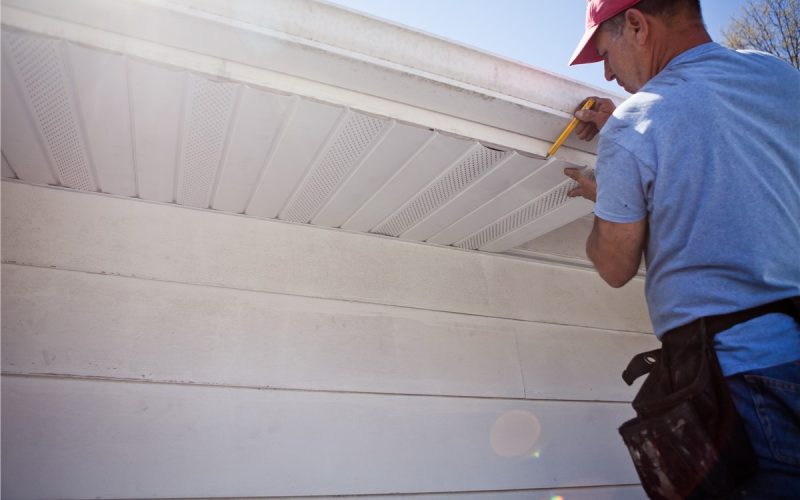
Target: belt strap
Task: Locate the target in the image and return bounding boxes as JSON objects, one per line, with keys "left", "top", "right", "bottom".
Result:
{"left": 671, "top": 297, "right": 799, "bottom": 339}
{"left": 622, "top": 296, "right": 799, "bottom": 386}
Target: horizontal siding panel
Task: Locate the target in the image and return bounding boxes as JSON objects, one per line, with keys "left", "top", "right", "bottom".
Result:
{"left": 291, "top": 486, "right": 645, "bottom": 499}
{"left": 1, "top": 264, "right": 523, "bottom": 399}
{"left": 517, "top": 323, "right": 657, "bottom": 401}
{"left": 1, "top": 182, "right": 651, "bottom": 333}
{"left": 2, "top": 265, "right": 656, "bottom": 401}
{"left": 1, "top": 376, "right": 639, "bottom": 499}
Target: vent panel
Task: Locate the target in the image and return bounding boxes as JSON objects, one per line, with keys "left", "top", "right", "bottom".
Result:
{"left": 342, "top": 134, "right": 474, "bottom": 232}
{"left": 457, "top": 179, "right": 577, "bottom": 250}
{"left": 3, "top": 30, "right": 595, "bottom": 256}
{"left": 283, "top": 112, "right": 386, "bottom": 223}
{"left": 427, "top": 158, "right": 572, "bottom": 246}
{"left": 310, "top": 123, "right": 434, "bottom": 228}
{"left": 245, "top": 99, "right": 344, "bottom": 219}
{"left": 374, "top": 146, "right": 504, "bottom": 237}
{"left": 211, "top": 87, "right": 293, "bottom": 213}
{"left": 128, "top": 59, "right": 185, "bottom": 203}
{"left": 400, "top": 153, "right": 545, "bottom": 243}
{"left": 0, "top": 44, "right": 59, "bottom": 185}
{"left": 178, "top": 77, "right": 238, "bottom": 208}
{"left": 66, "top": 43, "right": 136, "bottom": 196}
{"left": 6, "top": 33, "right": 94, "bottom": 190}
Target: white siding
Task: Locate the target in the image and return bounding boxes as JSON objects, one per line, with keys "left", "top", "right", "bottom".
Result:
{"left": 1, "top": 183, "right": 650, "bottom": 332}
{"left": 1, "top": 181, "right": 656, "bottom": 499}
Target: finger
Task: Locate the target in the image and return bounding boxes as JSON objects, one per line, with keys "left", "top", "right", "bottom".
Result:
{"left": 575, "top": 124, "right": 593, "bottom": 141}
{"left": 574, "top": 96, "right": 600, "bottom": 112}
{"left": 576, "top": 123, "right": 598, "bottom": 141}
{"left": 596, "top": 97, "right": 616, "bottom": 112}
{"left": 567, "top": 187, "right": 583, "bottom": 198}
{"left": 564, "top": 168, "right": 582, "bottom": 181}
{"left": 577, "top": 109, "right": 611, "bottom": 131}
{"left": 574, "top": 109, "right": 593, "bottom": 122}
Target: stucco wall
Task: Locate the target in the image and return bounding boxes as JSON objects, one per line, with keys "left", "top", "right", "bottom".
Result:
{"left": 1, "top": 181, "right": 656, "bottom": 499}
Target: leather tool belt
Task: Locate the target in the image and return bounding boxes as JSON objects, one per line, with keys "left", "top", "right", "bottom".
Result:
{"left": 619, "top": 297, "right": 800, "bottom": 499}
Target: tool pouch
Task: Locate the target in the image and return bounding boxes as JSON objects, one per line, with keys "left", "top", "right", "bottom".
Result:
{"left": 618, "top": 320, "right": 757, "bottom": 499}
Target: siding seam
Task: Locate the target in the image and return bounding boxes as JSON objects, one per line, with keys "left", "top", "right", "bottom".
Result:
{"left": 37, "top": 483, "right": 643, "bottom": 499}
{"left": 0, "top": 261, "right": 655, "bottom": 337}
{"left": 0, "top": 373, "right": 635, "bottom": 405}
{"left": 1, "top": 178, "right": 650, "bottom": 281}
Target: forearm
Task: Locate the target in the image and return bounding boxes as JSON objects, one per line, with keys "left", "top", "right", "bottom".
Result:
{"left": 586, "top": 216, "right": 646, "bottom": 288}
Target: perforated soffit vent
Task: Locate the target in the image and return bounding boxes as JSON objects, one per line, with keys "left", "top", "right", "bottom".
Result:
{"left": 0, "top": 29, "right": 594, "bottom": 253}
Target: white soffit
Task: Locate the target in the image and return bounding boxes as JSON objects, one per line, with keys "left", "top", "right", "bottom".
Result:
{"left": 0, "top": 0, "right": 604, "bottom": 254}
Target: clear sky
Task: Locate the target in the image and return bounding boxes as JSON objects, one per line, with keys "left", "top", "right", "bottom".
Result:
{"left": 326, "top": 0, "right": 749, "bottom": 95}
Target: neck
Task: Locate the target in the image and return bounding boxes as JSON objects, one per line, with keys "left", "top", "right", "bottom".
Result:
{"left": 648, "top": 17, "right": 712, "bottom": 78}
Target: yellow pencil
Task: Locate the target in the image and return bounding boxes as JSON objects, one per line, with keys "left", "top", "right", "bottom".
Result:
{"left": 546, "top": 98, "right": 596, "bottom": 158}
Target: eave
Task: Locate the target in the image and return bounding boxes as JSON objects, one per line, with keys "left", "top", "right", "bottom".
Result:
{"left": 1, "top": 0, "right": 622, "bottom": 254}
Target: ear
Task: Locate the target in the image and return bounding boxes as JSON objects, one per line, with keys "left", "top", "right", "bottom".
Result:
{"left": 624, "top": 9, "right": 650, "bottom": 45}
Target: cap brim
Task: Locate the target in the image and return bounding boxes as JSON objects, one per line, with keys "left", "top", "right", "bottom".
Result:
{"left": 569, "top": 24, "right": 602, "bottom": 66}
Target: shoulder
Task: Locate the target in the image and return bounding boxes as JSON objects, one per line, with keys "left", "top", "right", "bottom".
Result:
{"left": 669, "top": 43, "right": 799, "bottom": 88}
{"left": 599, "top": 89, "right": 668, "bottom": 163}
{"left": 610, "top": 91, "right": 664, "bottom": 129}
{"left": 597, "top": 79, "right": 692, "bottom": 174}
{"left": 733, "top": 47, "right": 798, "bottom": 72}
{"left": 599, "top": 46, "right": 721, "bottom": 153}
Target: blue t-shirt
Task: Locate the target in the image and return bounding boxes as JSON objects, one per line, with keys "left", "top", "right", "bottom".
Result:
{"left": 594, "top": 42, "right": 800, "bottom": 375}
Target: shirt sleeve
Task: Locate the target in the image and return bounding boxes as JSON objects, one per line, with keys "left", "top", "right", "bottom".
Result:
{"left": 594, "top": 139, "right": 650, "bottom": 223}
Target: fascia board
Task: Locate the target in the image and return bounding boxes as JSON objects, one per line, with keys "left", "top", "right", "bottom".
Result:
{"left": 1, "top": 0, "right": 611, "bottom": 163}
{"left": 167, "top": 0, "right": 621, "bottom": 113}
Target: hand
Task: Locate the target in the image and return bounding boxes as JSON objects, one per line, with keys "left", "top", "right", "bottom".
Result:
{"left": 564, "top": 167, "right": 597, "bottom": 202}
{"left": 574, "top": 97, "right": 615, "bottom": 142}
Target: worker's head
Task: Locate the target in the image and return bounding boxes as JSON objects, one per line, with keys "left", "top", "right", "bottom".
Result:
{"left": 570, "top": 0, "right": 704, "bottom": 93}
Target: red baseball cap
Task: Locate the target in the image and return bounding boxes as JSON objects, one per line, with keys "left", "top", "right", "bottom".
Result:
{"left": 569, "top": 0, "right": 642, "bottom": 66}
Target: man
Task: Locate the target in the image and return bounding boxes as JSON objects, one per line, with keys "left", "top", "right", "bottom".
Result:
{"left": 563, "top": 0, "right": 800, "bottom": 496}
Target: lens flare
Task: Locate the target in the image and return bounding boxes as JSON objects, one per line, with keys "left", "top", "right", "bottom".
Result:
{"left": 489, "top": 410, "right": 541, "bottom": 457}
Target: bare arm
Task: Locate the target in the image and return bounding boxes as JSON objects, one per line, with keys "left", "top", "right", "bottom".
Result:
{"left": 564, "top": 165, "right": 646, "bottom": 288}
{"left": 586, "top": 216, "right": 647, "bottom": 288}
